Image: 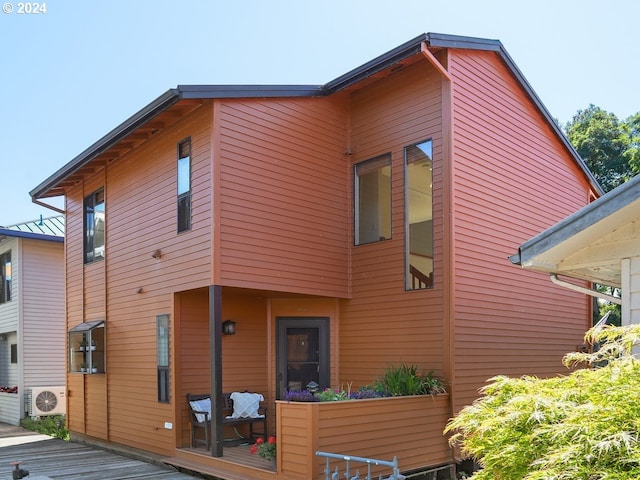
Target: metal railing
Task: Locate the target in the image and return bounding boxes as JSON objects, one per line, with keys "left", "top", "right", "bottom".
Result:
{"left": 316, "top": 451, "right": 405, "bottom": 480}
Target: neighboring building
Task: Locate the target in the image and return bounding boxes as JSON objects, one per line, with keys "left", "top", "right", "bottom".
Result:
{"left": 30, "top": 33, "right": 601, "bottom": 478}
{"left": 511, "top": 172, "right": 640, "bottom": 325}
{"left": 0, "top": 216, "right": 65, "bottom": 424}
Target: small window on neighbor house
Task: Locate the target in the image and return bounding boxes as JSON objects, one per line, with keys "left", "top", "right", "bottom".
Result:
{"left": 157, "top": 314, "right": 170, "bottom": 403}
{"left": 405, "top": 140, "right": 433, "bottom": 290}
{"left": 10, "top": 344, "right": 17, "bottom": 364}
{"left": 177, "top": 138, "right": 192, "bottom": 233}
{"left": 84, "top": 188, "right": 105, "bottom": 264}
{"left": 0, "top": 251, "right": 10, "bottom": 303}
{"left": 354, "top": 154, "right": 392, "bottom": 245}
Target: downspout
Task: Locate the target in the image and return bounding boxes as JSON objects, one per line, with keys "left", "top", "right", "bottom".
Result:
{"left": 32, "top": 198, "right": 65, "bottom": 215}
{"left": 550, "top": 274, "right": 622, "bottom": 305}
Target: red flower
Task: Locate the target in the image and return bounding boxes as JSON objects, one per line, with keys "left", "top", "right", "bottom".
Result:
{"left": 250, "top": 436, "right": 277, "bottom": 460}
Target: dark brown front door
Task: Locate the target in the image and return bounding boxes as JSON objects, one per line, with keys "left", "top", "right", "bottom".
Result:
{"left": 276, "top": 317, "right": 329, "bottom": 399}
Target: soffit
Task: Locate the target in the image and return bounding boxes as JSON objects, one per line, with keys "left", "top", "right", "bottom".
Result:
{"left": 41, "top": 99, "right": 205, "bottom": 198}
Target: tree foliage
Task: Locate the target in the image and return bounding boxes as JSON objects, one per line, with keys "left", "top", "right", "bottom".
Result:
{"left": 445, "top": 325, "right": 640, "bottom": 480}
{"left": 625, "top": 112, "right": 640, "bottom": 174}
{"left": 565, "top": 105, "right": 639, "bottom": 192}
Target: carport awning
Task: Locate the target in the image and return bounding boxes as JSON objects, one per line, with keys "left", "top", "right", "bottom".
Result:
{"left": 509, "top": 174, "right": 640, "bottom": 289}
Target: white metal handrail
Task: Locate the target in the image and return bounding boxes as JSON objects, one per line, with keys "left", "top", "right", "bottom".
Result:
{"left": 316, "top": 451, "right": 405, "bottom": 480}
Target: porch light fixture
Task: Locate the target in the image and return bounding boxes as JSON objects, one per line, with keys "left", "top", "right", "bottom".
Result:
{"left": 222, "top": 320, "right": 236, "bottom": 335}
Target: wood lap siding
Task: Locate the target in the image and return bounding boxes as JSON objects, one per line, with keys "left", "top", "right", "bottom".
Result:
{"left": 84, "top": 375, "right": 107, "bottom": 440}
{"left": 278, "top": 396, "right": 451, "bottom": 478}
{"left": 217, "top": 97, "right": 350, "bottom": 297}
{"left": 63, "top": 105, "right": 213, "bottom": 454}
{"left": 177, "top": 288, "right": 271, "bottom": 447}
{"left": 65, "top": 192, "right": 84, "bottom": 332}
{"left": 449, "top": 49, "right": 593, "bottom": 410}
{"left": 340, "top": 61, "right": 446, "bottom": 386}
{"left": 105, "top": 105, "right": 212, "bottom": 454}
{"left": 65, "top": 185, "right": 90, "bottom": 434}
{"left": 66, "top": 375, "right": 84, "bottom": 433}
{"left": 177, "top": 289, "right": 210, "bottom": 448}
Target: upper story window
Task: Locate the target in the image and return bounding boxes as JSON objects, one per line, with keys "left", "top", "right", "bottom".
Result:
{"left": 0, "top": 251, "right": 11, "bottom": 303}
{"left": 405, "top": 140, "right": 433, "bottom": 289}
{"left": 84, "top": 188, "right": 105, "bottom": 264}
{"left": 354, "top": 154, "right": 391, "bottom": 245}
{"left": 177, "top": 138, "right": 192, "bottom": 233}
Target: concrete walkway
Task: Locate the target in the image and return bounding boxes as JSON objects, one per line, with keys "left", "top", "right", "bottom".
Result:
{"left": 0, "top": 424, "right": 200, "bottom": 480}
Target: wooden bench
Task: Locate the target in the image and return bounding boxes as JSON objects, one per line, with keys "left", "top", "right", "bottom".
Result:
{"left": 187, "top": 392, "right": 267, "bottom": 450}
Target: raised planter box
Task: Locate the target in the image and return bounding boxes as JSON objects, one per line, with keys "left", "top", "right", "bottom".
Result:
{"left": 276, "top": 394, "right": 452, "bottom": 478}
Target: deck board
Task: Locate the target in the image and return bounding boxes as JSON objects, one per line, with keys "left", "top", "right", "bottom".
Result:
{"left": 0, "top": 433, "right": 196, "bottom": 480}
{"left": 164, "top": 444, "right": 276, "bottom": 479}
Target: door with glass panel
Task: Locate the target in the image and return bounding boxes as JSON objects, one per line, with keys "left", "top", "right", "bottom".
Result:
{"left": 276, "top": 317, "right": 329, "bottom": 399}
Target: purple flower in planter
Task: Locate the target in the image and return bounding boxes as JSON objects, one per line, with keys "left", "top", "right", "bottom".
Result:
{"left": 286, "top": 389, "right": 319, "bottom": 402}
{"left": 349, "top": 388, "right": 386, "bottom": 399}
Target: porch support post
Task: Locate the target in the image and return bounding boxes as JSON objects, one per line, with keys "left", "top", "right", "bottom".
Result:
{"left": 209, "top": 285, "right": 224, "bottom": 457}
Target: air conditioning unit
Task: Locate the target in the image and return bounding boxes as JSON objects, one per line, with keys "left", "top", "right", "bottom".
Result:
{"left": 30, "top": 386, "right": 66, "bottom": 416}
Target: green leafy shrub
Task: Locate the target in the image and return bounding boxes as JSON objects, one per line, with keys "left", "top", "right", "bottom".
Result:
{"left": 315, "top": 388, "right": 349, "bottom": 401}
{"left": 21, "top": 414, "right": 69, "bottom": 440}
{"left": 445, "top": 324, "right": 640, "bottom": 479}
{"left": 374, "top": 363, "right": 446, "bottom": 396}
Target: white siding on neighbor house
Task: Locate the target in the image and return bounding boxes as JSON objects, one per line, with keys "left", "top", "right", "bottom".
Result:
{"left": 21, "top": 238, "right": 65, "bottom": 388}
{"left": 0, "top": 239, "right": 21, "bottom": 425}
{"left": 0, "top": 392, "right": 20, "bottom": 425}
{"left": 0, "top": 238, "right": 19, "bottom": 334}
{"left": 0, "top": 332, "right": 19, "bottom": 387}
{"left": 622, "top": 257, "right": 640, "bottom": 326}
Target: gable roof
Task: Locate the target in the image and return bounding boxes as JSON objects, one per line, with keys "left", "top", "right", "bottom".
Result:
{"left": 30, "top": 33, "right": 602, "bottom": 201}
{"left": 0, "top": 215, "right": 65, "bottom": 243}
{"left": 509, "top": 173, "right": 640, "bottom": 288}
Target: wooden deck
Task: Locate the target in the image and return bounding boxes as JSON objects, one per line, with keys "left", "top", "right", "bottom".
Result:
{"left": 164, "top": 444, "right": 277, "bottom": 480}
{"left": 0, "top": 424, "right": 197, "bottom": 480}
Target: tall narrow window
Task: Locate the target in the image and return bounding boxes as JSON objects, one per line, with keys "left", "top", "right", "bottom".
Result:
{"left": 0, "top": 251, "right": 10, "bottom": 303}
{"left": 177, "top": 138, "right": 192, "bottom": 233}
{"left": 157, "top": 314, "right": 170, "bottom": 403}
{"left": 354, "top": 154, "right": 391, "bottom": 245}
{"left": 84, "top": 188, "right": 105, "bottom": 264}
{"left": 405, "top": 140, "right": 433, "bottom": 289}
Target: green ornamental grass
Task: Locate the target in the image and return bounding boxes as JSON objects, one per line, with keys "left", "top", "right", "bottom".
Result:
{"left": 445, "top": 324, "right": 640, "bottom": 480}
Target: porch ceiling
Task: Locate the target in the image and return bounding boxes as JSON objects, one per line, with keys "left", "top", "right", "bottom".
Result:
{"left": 511, "top": 174, "right": 640, "bottom": 288}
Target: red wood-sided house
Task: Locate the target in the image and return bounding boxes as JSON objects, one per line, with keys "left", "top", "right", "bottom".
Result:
{"left": 30, "top": 33, "right": 601, "bottom": 479}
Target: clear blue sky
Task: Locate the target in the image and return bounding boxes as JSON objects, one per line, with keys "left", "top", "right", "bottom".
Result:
{"left": 1, "top": 0, "right": 637, "bottom": 225}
